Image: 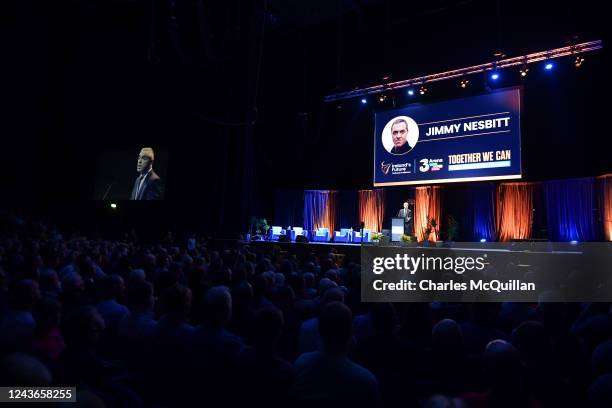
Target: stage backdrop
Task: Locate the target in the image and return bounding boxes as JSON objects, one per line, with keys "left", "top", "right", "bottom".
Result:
{"left": 544, "top": 178, "right": 596, "bottom": 242}
{"left": 597, "top": 175, "right": 612, "bottom": 241}
{"left": 275, "top": 175, "right": 610, "bottom": 241}
{"left": 374, "top": 88, "right": 522, "bottom": 186}
{"left": 303, "top": 190, "right": 337, "bottom": 233}
{"left": 359, "top": 189, "right": 385, "bottom": 232}
{"left": 415, "top": 186, "right": 442, "bottom": 241}
{"left": 496, "top": 183, "right": 534, "bottom": 241}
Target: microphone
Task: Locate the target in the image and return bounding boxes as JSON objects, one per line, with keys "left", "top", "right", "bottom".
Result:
{"left": 102, "top": 183, "right": 113, "bottom": 200}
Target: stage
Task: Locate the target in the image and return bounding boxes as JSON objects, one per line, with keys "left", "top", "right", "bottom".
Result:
{"left": 236, "top": 239, "right": 590, "bottom": 269}
{"left": 239, "top": 239, "right": 363, "bottom": 261}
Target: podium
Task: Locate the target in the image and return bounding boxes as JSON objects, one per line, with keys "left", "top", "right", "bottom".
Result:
{"left": 391, "top": 218, "right": 404, "bottom": 242}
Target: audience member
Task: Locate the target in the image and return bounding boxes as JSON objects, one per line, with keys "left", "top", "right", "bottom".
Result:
{"left": 292, "top": 301, "right": 380, "bottom": 408}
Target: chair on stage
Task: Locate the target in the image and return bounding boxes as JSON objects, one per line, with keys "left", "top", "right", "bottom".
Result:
{"left": 268, "top": 226, "right": 284, "bottom": 241}
{"left": 352, "top": 229, "right": 371, "bottom": 243}
{"left": 334, "top": 228, "right": 353, "bottom": 243}
{"left": 288, "top": 227, "right": 307, "bottom": 241}
{"left": 312, "top": 228, "right": 331, "bottom": 242}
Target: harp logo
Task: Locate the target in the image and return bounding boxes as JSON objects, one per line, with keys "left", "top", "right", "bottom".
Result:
{"left": 381, "top": 161, "right": 391, "bottom": 175}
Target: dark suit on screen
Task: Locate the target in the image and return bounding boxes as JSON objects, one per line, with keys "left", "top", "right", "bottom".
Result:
{"left": 131, "top": 170, "right": 162, "bottom": 200}
{"left": 391, "top": 142, "right": 411, "bottom": 154}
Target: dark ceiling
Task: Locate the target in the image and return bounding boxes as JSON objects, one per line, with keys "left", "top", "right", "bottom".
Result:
{"left": 0, "top": 0, "right": 609, "bottom": 235}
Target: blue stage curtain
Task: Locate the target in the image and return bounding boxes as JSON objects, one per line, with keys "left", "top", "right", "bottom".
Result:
{"left": 273, "top": 190, "right": 303, "bottom": 228}
{"left": 471, "top": 183, "right": 496, "bottom": 241}
{"left": 442, "top": 184, "right": 476, "bottom": 241}
{"left": 338, "top": 190, "right": 359, "bottom": 229}
{"left": 303, "top": 190, "right": 337, "bottom": 233}
{"left": 544, "top": 178, "right": 596, "bottom": 241}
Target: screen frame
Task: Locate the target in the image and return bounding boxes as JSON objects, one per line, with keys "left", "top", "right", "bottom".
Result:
{"left": 372, "top": 86, "right": 524, "bottom": 187}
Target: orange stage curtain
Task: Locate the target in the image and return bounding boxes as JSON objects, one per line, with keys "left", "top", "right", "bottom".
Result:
{"left": 358, "top": 189, "right": 385, "bottom": 232}
{"left": 496, "top": 183, "right": 535, "bottom": 241}
{"left": 415, "top": 186, "right": 442, "bottom": 241}
{"left": 325, "top": 191, "right": 338, "bottom": 233}
{"left": 598, "top": 174, "right": 612, "bottom": 241}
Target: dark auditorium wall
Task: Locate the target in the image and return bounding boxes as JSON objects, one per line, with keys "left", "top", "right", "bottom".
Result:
{"left": 1, "top": 0, "right": 610, "bottom": 237}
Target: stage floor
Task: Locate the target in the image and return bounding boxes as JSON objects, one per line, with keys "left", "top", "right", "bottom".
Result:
{"left": 236, "top": 239, "right": 586, "bottom": 263}
{"left": 240, "top": 239, "right": 363, "bottom": 260}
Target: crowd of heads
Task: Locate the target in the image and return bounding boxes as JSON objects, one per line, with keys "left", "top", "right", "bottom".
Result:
{"left": 1, "top": 216, "right": 612, "bottom": 407}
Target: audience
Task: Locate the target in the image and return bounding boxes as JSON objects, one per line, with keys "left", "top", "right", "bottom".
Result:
{"left": 186, "top": 286, "right": 244, "bottom": 406}
{"left": 0, "top": 215, "right": 609, "bottom": 407}
{"left": 298, "top": 286, "right": 344, "bottom": 354}
{"left": 231, "top": 306, "right": 292, "bottom": 408}
{"left": 292, "top": 302, "right": 380, "bottom": 408}
{"left": 96, "top": 274, "right": 128, "bottom": 333}
{"left": 0, "top": 279, "right": 40, "bottom": 352}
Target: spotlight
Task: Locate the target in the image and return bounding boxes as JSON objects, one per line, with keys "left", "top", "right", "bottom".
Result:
{"left": 407, "top": 89, "right": 415, "bottom": 96}
{"left": 460, "top": 78, "right": 469, "bottom": 88}
{"left": 419, "top": 86, "right": 427, "bottom": 95}
{"left": 490, "top": 72, "right": 500, "bottom": 81}
{"left": 480, "top": 238, "right": 487, "bottom": 243}
{"left": 519, "top": 65, "right": 529, "bottom": 77}
{"left": 570, "top": 240, "right": 578, "bottom": 245}
{"left": 110, "top": 203, "right": 117, "bottom": 209}
{"left": 574, "top": 55, "right": 585, "bottom": 67}
{"left": 493, "top": 51, "right": 506, "bottom": 60}
{"left": 378, "top": 94, "right": 387, "bottom": 103}
{"left": 360, "top": 98, "right": 367, "bottom": 104}
{"left": 544, "top": 62, "right": 554, "bottom": 70}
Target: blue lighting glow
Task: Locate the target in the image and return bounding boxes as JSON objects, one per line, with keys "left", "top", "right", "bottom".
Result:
{"left": 360, "top": 98, "right": 367, "bottom": 104}
{"left": 570, "top": 240, "right": 578, "bottom": 244}
{"left": 407, "top": 89, "right": 415, "bottom": 96}
{"left": 490, "top": 72, "right": 500, "bottom": 80}
{"left": 545, "top": 62, "right": 554, "bottom": 70}
{"left": 480, "top": 238, "right": 487, "bottom": 243}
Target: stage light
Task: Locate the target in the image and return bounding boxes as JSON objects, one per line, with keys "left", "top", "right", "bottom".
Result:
{"left": 407, "top": 89, "right": 415, "bottom": 96}
{"left": 360, "top": 98, "right": 367, "bottom": 104}
{"left": 324, "top": 40, "right": 603, "bottom": 103}
{"left": 460, "top": 78, "right": 469, "bottom": 88}
{"left": 110, "top": 203, "right": 117, "bottom": 209}
{"left": 480, "top": 238, "right": 487, "bottom": 243}
{"left": 574, "top": 55, "right": 585, "bottom": 67}
{"left": 519, "top": 65, "right": 529, "bottom": 77}
{"left": 378, "top": 94, "right": 387, "bottom": 103}
{"left": 419, "top": 86, "right": 427, "bottom": 95}
{"left": 570, "top": 240, "right": 578, "bottom": 244}
{"left": 544, "top": 62, "right": 554, "bottom": 70}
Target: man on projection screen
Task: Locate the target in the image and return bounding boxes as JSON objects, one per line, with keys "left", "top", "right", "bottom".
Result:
{"left": 130, "top": 147, "right": 163, "bottom": 200}
{"left": 390, "top": 118, "right": 412, "bottom": 154}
